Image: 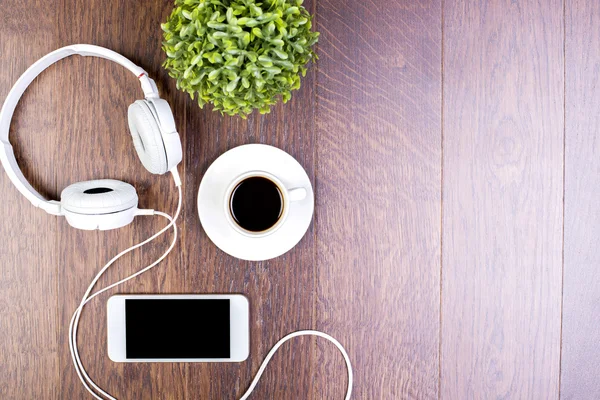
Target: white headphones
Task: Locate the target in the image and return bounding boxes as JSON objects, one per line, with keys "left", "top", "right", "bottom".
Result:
{"left": 0, "top": 44, "right": 182, "bottom": 230}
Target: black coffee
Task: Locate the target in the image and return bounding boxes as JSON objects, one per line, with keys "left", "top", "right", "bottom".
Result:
{"left": 230, "top": 176, "right": 283, "bottom": 232}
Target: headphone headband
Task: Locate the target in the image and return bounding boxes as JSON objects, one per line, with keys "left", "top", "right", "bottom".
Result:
{"left": 0, "top": 45, "right": 160, "bottom": 215}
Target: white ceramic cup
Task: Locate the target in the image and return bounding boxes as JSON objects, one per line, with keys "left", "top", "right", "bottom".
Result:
{"left": 223, "top": 170, "right": 307, "bottom": 238}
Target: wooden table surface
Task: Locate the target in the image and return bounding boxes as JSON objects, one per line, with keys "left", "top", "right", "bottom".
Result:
{"left": 0, "top": 0, "right": 598, "bottom": 399}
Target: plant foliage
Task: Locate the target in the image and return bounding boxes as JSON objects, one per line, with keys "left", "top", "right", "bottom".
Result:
{"left": 162, "top": 0, "right": 319, "bottom": 117}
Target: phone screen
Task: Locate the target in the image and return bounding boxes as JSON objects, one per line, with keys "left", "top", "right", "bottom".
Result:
{"left": 125, "top": 299, "right": 230, "bottom": 359}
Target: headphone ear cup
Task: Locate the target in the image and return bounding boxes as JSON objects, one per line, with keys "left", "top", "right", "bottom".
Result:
{"left": 60, "top": 179, "right": 139, "bottom": 230}
{"left": 146, "top": 98, "right": 183, "bottom": 170}
{"left": 128, "top": 100, "right": 168, "bottom": 175}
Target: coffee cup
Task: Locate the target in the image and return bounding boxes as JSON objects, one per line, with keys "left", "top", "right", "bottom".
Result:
{"left": 223, "top": 170, "right": 307, "bottom": 238}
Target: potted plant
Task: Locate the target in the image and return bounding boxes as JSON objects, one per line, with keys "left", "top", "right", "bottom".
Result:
{"left": 162, "top": 0, "right": 319, "bottom": 118}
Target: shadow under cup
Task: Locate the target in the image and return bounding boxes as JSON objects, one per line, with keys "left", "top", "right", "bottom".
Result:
{"left": 229, "top": 176, "right": 284, "bottom": 234}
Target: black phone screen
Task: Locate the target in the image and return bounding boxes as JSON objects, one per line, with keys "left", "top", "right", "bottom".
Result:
{"left": 125, "top": 299, "right": 230, "bottom": 359}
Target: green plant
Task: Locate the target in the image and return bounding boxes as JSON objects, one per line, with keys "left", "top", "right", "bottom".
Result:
{"left": 161, "top": 0, "right": 319, "bottom": 117}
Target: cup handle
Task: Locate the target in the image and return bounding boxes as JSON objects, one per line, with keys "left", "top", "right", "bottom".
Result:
{"left": 288, "top": 187, "right": 307, "bottom": 202}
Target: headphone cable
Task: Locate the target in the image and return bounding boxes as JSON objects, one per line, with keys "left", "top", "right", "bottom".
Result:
{"left": 68, "top": 169, "right": 353, "bottom": 400}
{"left": 69, "top": 172, "right": 182, "bottom": 400}
{"left": 238, "top": 330, "right": 353, "bottom": 400}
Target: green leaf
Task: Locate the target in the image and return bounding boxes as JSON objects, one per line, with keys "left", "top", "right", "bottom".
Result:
{"left": 291, "top": 42, "right": 304, "bottom": 53}
{"left": 240, "top": 32, "right": 251, "bottom": 46}
{"left": 236, "top": 17, "right": 254, "bottom": 25}
{"left": 252, "top": 27, "right": 264, "bottom": 38}
{"left": 274, "top": 60, "right": 294, "bottom": 69}
{"left": 246, "top": 51, "right": 258, "bottom": 62}
{"left": 208, "top": 69, "right": 221, "bottom": 81}
{"left": 166, "top": 49, "right": 183, "bottom": 58}
{"left": 225, "top": 55, "right": 241, "bottom": 65}
{"left": 272, "top": 49, "right": 288, "bottom": 59}
{"left": 190, "top": 73, "right": 205, "bottom": 85}
{"left": 258, "top": 55, "right": 273, "bottom": 66}
{"left": 212, "top": 31, "right": 229, "bottom": 39}
{"left": 241, "top": 77, "right": 250, "bottom": 88}
{"left": 181, "top": 23, "right": 195, "bottom": 37}
{"left": 263, "top": 66, "right": 282, "bottom": 75}
{"left": 226, "top": 78, "right": 240, "bottom": 92}
{"left": 223, "top": 68, "right": 238, "bottom": 80}
{"left": 191, "top": 53, "right": 204, "bottom": 65}
{"left": 207, "top": 21, "right": 228, "bottom": 30}
{"left": 251, "top": 5, "right": 262, "bottom": 16}
{"left": 258, "top": 13, "right": 277, "bottom": 23}
{"left": 213, "top": 53, "right": 224, "bottom": 63}
{"left": 183, "top": 65, "right": 195, "bottom": 79}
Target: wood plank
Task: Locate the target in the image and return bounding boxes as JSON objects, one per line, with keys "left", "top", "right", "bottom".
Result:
{"left": 182, "top": 2, "right": 317, "bottom": 398}
{"left": 441, "top": 1, "right": 564, "bottom": 398}
{"left": 561, "top": 0, "right": 600, "bottom": 398}
{"left": 54, "top": 0, "right": 188, "bottom": 398}
{"left": 0, "top": 4, "right": 61, "bottom": 399}
{"left": 314, "top": 0, "right": 442, "bottom": 398}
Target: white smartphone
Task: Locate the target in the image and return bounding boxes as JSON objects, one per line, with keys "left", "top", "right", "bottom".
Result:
{"left": 107, "top": 294, "right": 249, "bottom": 362}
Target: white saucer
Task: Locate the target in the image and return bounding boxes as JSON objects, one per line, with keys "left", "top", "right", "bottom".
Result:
{"left": 197, "top": 144, "right": 314, "bottom": 261}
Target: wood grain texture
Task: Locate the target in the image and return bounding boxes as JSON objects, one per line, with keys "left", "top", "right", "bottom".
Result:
{"left": 0, "top": 3, "right": 60, "bottom": 398}
{"left": 54, "top": 0, "right": 189, "bottom": 398}
{"left": 4, "top": 0, "right": 600, "bottom": 399}
{"left": 441, "top": 1, "right": 564, "bottom": 399}
{"left": 181, "top": 0, "right": 318, "bottom": 396}
{"left": 561, "top": 0, "right": 600, "bottom": 398}
{"left": 314, "top": 0, "right": 442, "bottom": 399}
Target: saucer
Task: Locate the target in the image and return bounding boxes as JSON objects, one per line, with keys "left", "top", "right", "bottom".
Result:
{"left": 197, "top": 144, "right": 314, "bottom": 261}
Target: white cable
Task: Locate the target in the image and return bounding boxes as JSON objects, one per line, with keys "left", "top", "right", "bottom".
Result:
{"left": 239, "top": 330, "right": 353, "bottom": 400}
{"left": 69, "top": 212, "right": 176, "bottom": 399}
{"left": 67, "top": 169, "right": 353, "bottom": 400}
{"left": 68, "top": 180, "right": 182, "bottom": 400}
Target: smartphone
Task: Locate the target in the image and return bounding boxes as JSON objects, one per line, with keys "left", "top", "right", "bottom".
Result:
{"left": 107, "top": 294, "right": 249, "bottom": 362}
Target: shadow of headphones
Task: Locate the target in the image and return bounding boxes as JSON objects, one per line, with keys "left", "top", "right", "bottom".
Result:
{"left": 0, "top": 44, "right": 182, "bottom": 230}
